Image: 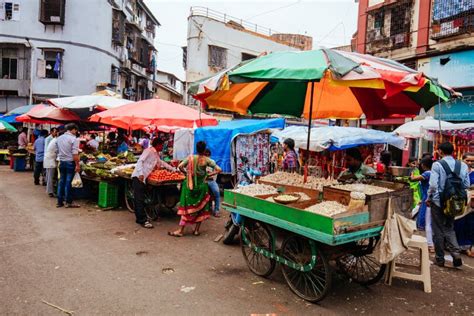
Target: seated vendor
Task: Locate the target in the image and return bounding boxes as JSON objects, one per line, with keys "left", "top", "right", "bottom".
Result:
{"left": 338, "top": 148, "right": 376, "bottom": 181}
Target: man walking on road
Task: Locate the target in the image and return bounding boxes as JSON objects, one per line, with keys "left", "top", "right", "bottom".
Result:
{"left": 428, "top": 142, "right": 470, "bottom": 268}
{"left": 44, "top": 129, "right": 60, "bottom": 197}
{"left": 131, "top": 137, "right": 176, "bottom": 228}
{"left": 33, "top": 130, "right": 48, "bottom": 185}
{"left": 56, "top": 123, "right": 80, "bottom": 208}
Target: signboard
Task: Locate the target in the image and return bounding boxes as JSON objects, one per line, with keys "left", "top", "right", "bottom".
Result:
{"left": 434, "top": 90, "right": 474, "bottom": 122}
{"left": 417, "top": 50, "right": 474, "bottom": 88}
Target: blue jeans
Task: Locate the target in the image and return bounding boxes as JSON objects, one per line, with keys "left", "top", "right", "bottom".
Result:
{"left": 57, "top": 161, "right": 75, "bottom": 205}
{"left": 208, "top": 180, "right": 220, "bottom": 214}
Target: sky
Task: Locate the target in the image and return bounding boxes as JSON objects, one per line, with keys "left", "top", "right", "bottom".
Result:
{"left": 145, "top": 0, "right": 359, "bottom": 80}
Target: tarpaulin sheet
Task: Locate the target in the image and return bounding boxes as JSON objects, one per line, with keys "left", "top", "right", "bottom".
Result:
{"left": 272, "top": 125, "right": 405, "bottom": 152}
{"left": 194, "top": 118, "right": 285, "bottom": 173}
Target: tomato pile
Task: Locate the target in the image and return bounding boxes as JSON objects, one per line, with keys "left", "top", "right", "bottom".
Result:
{"left": 147, "top": 169, "right": 185, "bottom": 183}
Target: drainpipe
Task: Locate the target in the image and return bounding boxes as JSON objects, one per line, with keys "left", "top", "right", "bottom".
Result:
{"left": 26, "top": 37, "right": 34, "bottom": 105}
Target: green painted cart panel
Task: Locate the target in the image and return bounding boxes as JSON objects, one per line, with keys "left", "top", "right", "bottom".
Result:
{"left": 223, "top": 190, "right": 380, "bottom": 245}
{"left": 226, "top": 203, "right": 382, "bottom": 246}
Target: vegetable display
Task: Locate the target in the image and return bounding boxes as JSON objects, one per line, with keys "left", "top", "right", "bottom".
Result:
{"left": 305, "top": 201, "right": 347, "bottom": 217}
{"left": 232, "top": 184, "right": 278, "bottom": 196}
{"left": 330, "top": 184, "right": 394, "bottom": 195}
{"left": 260, "top": 172, "right": 338, "bottom": 191}
{"left": 147, "top": 169, "right": 185, "bottom": 183}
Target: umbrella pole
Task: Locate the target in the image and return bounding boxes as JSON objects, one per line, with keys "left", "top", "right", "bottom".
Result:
{"left": 304, "top": 82, "right": 315, "bottom": 183}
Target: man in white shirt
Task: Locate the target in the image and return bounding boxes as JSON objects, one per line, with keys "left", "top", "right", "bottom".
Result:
{"left": 87, "top": 134, "right": 100, "bottom": 151}
{"left": 44, "top": 131, "right": 60, "bottom": 197}
{"left": 131, "top": 137, "right": 176, "bottom": 228}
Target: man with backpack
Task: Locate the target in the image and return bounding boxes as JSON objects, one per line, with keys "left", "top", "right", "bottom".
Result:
{"left": 428, "top": 142, "right": 470, "bottom": 268}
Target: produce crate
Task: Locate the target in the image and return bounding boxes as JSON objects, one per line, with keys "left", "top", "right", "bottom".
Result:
{"left": 223, "top": 190, "right": 372, "bottom": 241}
{"left": 322, "top": 180, "right": 413, "bottom": 222}
{"left": 98, "top": 181, "right": 119, "bottom": 208}
{"left": 258, "top": 179, "right": 320, "bottom": 200}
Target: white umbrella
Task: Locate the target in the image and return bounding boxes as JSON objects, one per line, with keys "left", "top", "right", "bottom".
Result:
{"left": 393, "top": 117, "right": 454, "bottom": 139}
{"left": 48, "top": 95, "right": 132, "bottom": 110}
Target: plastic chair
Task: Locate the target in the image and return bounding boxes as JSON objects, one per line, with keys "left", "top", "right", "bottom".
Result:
{"left": 385, "top": 234, "right": 432, "bottom": 293}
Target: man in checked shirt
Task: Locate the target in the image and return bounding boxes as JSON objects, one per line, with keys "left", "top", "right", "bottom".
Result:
{"left": 131, "top": 137, "right": 176, "bottom": 228}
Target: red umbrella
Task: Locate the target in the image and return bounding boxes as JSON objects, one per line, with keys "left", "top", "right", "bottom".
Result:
{"left": 16, "top": 104, "right": 80, "bottom": 123}
{"left": 89, "top": 99, "right": 218, "bottom": 130}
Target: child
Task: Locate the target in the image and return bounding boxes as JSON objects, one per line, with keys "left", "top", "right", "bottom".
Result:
{"left": 407, "top": 157, "right": 422, "bottom": 208}
{"left": 410, "top": 157, "right": 434, "bottom": 252}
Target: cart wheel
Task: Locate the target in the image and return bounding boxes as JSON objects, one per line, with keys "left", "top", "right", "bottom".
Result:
{"left": 336, "top": 237, "right": 386, "bottom": 286}
{"left": 240, "top": 220, "right": 276, "bottom": 277}
{"left": 145, "top": 205, "right": 160, "bottom": 221}
{"left": 124, "top": 181, "right": 135, "bottom": 213}
{"left": 281, "top": 236, "right": 331, "bottom": 303}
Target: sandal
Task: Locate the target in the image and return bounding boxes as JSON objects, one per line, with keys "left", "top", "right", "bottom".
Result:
{"left": 428, "top": 246, "right": 435, "bottom": 254}
{"left": 141, "top": 221, "right": 154, "bottom": 229}
{"left": 193, "top": 231, "right": 200, "bottom": 236}
{"left": 56, "top": 203, "right": 64, "bottom": 208}
{"left": 168, "top": 231, "right": 183, "bottom": 237}
{"left": 467, "top": 247, "right": 474, "bottom": 258}
{"left": 65, "top": 203, "right": 80, "bottom": 208}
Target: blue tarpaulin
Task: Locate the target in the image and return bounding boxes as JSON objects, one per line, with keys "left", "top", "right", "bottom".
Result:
{"left": 194, "top": 118, "right": 285, "bottom": 173}
{"left": 0, "top": 114, "right": 20, "bottom": 123}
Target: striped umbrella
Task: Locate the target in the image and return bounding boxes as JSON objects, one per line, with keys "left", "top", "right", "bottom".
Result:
{"left": 0, "top": 120, "right": 18, "bottom": 132}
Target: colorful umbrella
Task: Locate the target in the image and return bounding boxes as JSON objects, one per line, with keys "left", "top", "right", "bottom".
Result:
{"left": 16, "top": 104, "right": 80, "bottom": 124}
{"left": 393, "top": 117, "right": 454, "bottom": 139}
{"left": 89, "top": 98, "right": 218, "bottom": 130}
{"left": 0, "top": 120, "right": 17, "bottom": 132}
{"left": 205, "top": 49, "right": 454, "bottom": 120}
{"left": 48, "top": 95, "right": 132, "bottom": 110}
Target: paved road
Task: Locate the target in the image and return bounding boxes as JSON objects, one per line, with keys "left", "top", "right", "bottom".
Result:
{"left": 1, "top": 166, "right": 473, "bottom": 315}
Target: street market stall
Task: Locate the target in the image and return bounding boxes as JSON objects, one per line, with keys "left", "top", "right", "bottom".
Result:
{"left": 421, "top": 123, "right": 474, "bottom": 158}
{"left": 194, "top": 118, "right": 285, "bottom": 185}
{"left": 89, "top": 98, "right": 219, "bottom": 219}
{"left": 196, "top": 48, "right": 458, "bottom": 302}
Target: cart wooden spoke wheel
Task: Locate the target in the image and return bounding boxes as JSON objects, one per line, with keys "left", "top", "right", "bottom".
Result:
{"left": 280, "top": 235, "right": 331, "bottom": 303}
{"left": 336, "top": 237, "right": 386, "bottom": 285}
{"left": 124, "top": 180, "right": 135, "bottom": 213}
{"left": 240, "top": 220, "right": 276, "bottom": 277}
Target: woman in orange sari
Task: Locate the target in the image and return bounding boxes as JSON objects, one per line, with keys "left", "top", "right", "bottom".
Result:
{"left": 168, "top": 141, "right": 221, "bottom": 237}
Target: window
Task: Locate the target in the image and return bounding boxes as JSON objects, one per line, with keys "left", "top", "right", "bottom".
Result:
{"left": 38, "top": 49, "right": 63, "bottom": 79}
{"left": 390, "top": 4, "right": 410, "bottom": 36}
{"left": 0, "top": 1, "right": 20, "bottom": 21}
{"left": 241, "top": 52, "right": 256, "bottom": 62}
{"left": 111, "top": 65, "right": 119, "bottom": 86}
{"left": 39, "top": 0, "right": 66, "bottom": 25}
{"left": 112, "top": 10, "right": 126, "bottom": 46}
{"left": 374, "top": 10, "right": 384, "bottom": 29}
{"left": 168, "top": 75, "right": 176, "bottom": 88}
{"left": 208, "top": 45, "right": 227, "bottom": 69}
{"left": 0, "top": 48, "right": 18, "bottom": 79}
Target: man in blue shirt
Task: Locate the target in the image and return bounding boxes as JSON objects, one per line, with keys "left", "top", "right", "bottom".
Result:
{"left": 33, "top": 130, "right": 48, "bottom": 185}
{"left": 56, "top": 123, "right": 80, "bottom": 208}
{"left": 428, "top": 142, "right": 470, "bottom": 268}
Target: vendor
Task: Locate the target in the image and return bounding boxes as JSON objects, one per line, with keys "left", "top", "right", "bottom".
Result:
{"left": 338, "top": 148, "right": 376, "bottom": 181}
{"left": 282, "top": 138, "right": 299, "bottom": 173}
{"left": 131, "top": 137, "right": 176, "bottom": 229}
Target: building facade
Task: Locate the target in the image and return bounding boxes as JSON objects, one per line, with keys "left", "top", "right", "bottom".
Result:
{"left": 353, "top": 0, "right": 474, "bottom": 122}
{"left": 0, "top": 0, "right": 159, "bottom": 113}
{"left": 184, "top": 6, "right": 312, "bottom": 104}
{"left": 155, "top": 70, "right": 184, "bottom": 104}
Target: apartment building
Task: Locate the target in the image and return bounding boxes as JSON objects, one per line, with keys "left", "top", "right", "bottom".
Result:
{"left": 184, "top": 6, "right": 313, "bottom": 105}
{"left": 353, "top": 0, "right": 473, "bottom": 123}
{"left": 0, "top": 0, "right": 160, "bottom": 113}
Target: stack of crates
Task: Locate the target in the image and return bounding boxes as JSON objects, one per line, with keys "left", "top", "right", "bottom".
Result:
{"left": 98, "top": 181, "right": 119, "bottom": 208}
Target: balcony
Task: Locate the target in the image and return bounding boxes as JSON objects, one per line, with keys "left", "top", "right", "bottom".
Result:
{"left": 431, "top": 12, "right": 474, "bottom": 40}
{"left": 0, "top": 79, "right": 29, "bottom": 97}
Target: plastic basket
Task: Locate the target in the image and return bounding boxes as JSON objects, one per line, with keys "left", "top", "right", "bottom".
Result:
{"left": 98, "top": 181, "right": 119, "bottom": 208}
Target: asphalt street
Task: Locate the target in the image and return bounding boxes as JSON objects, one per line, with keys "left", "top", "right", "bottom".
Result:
{"left": 1, "top": 166, "right": 473, "bottom": 315}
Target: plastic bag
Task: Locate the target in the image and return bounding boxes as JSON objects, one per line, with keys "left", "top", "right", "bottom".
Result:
{"left": 72, "top": 172, "right": 83, "bottom": 188}
{"left": 411, "top": 204, "right": 420, "bottom": 219}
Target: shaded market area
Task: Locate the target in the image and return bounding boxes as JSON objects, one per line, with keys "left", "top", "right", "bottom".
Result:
{"left": 0, "top": 25, "right": 473, "bottom": 314}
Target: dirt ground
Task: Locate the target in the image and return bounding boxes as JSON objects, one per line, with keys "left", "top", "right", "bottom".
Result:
{"left": 1, "top": 166, "right": 473, "bottom": 315}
